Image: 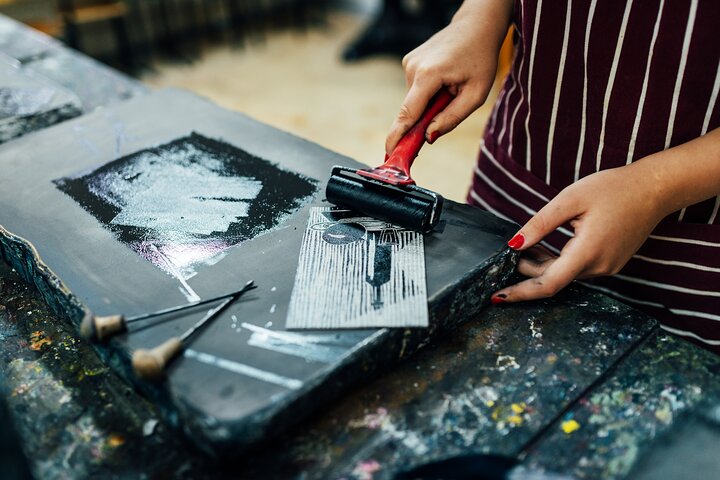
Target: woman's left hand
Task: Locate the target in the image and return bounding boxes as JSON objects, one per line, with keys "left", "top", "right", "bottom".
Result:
{"left": 490, "top": 163, "right": 669, "bottom": 303}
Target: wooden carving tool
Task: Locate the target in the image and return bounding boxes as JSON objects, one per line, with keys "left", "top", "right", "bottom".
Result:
{"left": 80, "top": 285, "right": 255, "bottom": 343}
{"left": 132, "top": 280, "right": 255, "bottom": 381}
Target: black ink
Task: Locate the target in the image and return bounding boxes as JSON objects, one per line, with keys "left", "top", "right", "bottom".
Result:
{"left": 366, "top": 231, "right": 392, "bottom": 310}
{"left": 322, "top": 223, "right": 366, "bottom": 245}
{"left": 54, "top": 132, "right": 318, "bottom": 278}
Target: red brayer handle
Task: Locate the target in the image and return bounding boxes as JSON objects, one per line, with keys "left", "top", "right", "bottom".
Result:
{"left": 358, "top": 87, "right": 454, "bottom": 186}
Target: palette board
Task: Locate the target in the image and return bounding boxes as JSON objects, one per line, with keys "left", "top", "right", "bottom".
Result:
{"left": 0, "top": 88, "right": 518, "bottom": 457}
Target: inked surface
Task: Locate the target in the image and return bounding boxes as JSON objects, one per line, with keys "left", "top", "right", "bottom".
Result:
{"left": 54, "top": 133, "right": 318, "bottom": 282}
{"left": 287, "top": 207, "right": 428, "bottom": 329}
{"left": 0, "top": 61, "right": 82, "bottom": 143}
{"left": 0, "top": 87, "right": 56, "bottom": 118}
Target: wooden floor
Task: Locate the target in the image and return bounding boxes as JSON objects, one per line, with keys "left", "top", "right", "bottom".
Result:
{"left": 141, "top": 10, "right": 501, "bottom": 203}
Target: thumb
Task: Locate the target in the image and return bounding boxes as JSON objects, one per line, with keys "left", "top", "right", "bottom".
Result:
{"left": 508, "top": 196, "right": 576, "bottom": 251}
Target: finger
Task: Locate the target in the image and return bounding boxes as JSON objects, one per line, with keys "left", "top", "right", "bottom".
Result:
{"left": 493, "top": 241, "right": 586, "bottom": 303}
{"left": 517, "top": 256, "right": 555, "bottom": 278}
{"left": 523, "top": 244, "right": 557, "bottom": 263}
{"left": 385, "top": 80, "right": 441, "bottom": 154}
{"left": 425, "top": 86, "right": 486, "bottom": 143}
{"left": 507, "top": 195, "right": 578, "bottom": 252}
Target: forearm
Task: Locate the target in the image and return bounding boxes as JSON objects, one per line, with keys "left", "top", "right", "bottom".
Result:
{"left": 451, "top": 0, "right": 514, "bottom": 57}
{"left": 630, "top": 127, "right": 720, "bottom": 217}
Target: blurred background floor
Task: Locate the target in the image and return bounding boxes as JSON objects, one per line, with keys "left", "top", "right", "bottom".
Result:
{"left": 141, "top": 4, "right": 502, "bottom": 203}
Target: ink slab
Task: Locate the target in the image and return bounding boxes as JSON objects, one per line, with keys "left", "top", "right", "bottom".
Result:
{"left": 0, "top": 88, "right": 517, "bottom": 456}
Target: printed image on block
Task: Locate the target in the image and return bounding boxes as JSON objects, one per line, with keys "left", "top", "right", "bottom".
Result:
{"left": 54, "top": 132, "right": 318, "bottom": 283}
{"left": 287, "top": 207, "right": 428, "bottom": 329}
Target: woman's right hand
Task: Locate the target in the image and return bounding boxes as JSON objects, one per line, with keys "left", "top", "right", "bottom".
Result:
{"left": 385, "top": 0, "right": 514, "bottom": 154}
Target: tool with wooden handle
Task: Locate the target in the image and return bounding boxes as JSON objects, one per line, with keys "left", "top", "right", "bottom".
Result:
{"left": 131, "top": 280, "right": 255, "bottom": 380}
{"left": 326, "top": 87, "right": 453, "bottom": 233}
{"left": 80, "top": 286, "right": 255, "bottom": 343}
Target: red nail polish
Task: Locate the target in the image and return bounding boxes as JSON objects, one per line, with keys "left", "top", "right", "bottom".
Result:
{"left": 384, "top": 153, "right": 389, "bottom": 161}
{"left": 507, "top": 233, "right": 525, "bottom": 250}
{"left": 491, "top": 294, "right": 507, "bottom": 305}
{"left": 428, "top": 131, "right": 439, "bottom": 144}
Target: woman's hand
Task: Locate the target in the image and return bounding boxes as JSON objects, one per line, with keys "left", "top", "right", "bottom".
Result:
{"left": 491, "top": 164, "right": 671, "bottom": 303}
{"left": 385, "top": 0, "right": 513, "bottom": 154}
{"left": 491, "top": 126, "right": 720, "bottom": 304}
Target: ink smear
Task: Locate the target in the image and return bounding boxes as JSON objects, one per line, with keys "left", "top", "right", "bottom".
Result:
{"left": 54, "top": 132, "right": 318, "bottom": 281}
{"left": 287, "top": 207, "right": 428, "bottom": 329}
{"left": 0, "top": 86, "right": 56, "bottom": 118}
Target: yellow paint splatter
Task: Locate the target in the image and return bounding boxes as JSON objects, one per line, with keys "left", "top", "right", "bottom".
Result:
{"left": 107, "top": 434, "right": 125, "bottom": 448}
{"left": 511, "top": 403, "right": 526, "bottom": 414}
{"left": 508, "top": 415, "right": 523, "bottom": 425}
{"left": 655, "top": 406, "right": 672, "bottom": 424}
{"left": 486, "top": 400, "right": 495, "bottom": 408}
{"left": 561, "top": 419, "right": 581, "bottom": 434}
{"left": 29, "top": 331, "right": 52, "bottom": 351}
{"left": 491, "top": 408, "right": 501, "bottom": 421}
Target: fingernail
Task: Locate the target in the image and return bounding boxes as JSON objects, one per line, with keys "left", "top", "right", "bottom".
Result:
{"left": 491, "top": 293, "right": 507, "bottom": 305}
{"left": 508, "top": 233, "right": 525, "bottom": 250}
{"left": 428, "top": 131, "right": 440, "bottom": 144}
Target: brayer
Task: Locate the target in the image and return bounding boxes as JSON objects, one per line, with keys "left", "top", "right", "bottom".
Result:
{"left": 326, "top": 88, "right": 453, "bottom": 233}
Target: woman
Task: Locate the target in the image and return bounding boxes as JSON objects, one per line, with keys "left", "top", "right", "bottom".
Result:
{"left": 385, "top": 0, "right": 720, "bottom": 352}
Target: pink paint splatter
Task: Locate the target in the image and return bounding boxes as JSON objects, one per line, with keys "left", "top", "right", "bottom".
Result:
{"left": 353, "top": 459, "right": 381, "bottom": 480}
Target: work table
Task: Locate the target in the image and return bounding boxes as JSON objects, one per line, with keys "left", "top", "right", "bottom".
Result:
{"left": 0, "top": 14, "right": 718, "bottom": 480}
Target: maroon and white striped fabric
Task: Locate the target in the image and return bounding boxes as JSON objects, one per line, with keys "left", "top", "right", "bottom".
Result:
{"left": 468, "top": 0, "right": 720, "bottom": 352}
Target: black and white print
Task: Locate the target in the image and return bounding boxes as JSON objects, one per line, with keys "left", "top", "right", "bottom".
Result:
{"left": 287, "top": 207, "right": 428, "bottom": 329}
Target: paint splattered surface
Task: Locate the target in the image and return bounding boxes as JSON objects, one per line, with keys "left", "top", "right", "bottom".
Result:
{"left": 521, "top": 331, "right": 720, "bottom": 479}
{"left": 0, "top": 261, "right": 207, "bottom": 478}
{"left": 3, "top": 257, "right": 720, "bottom": 478}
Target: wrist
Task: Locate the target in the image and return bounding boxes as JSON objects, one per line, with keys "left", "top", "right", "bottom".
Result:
{"left": 625, "top": 155, "right": 686, "bottom": 219}
{"left": 452, "top": 0, "right": 513, "bottom": 52}
{"left": 628, "top": 137, "right": 720, "bottom": 218}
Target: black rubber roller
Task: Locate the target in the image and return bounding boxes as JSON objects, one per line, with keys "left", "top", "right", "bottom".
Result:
{"left": 326, "top": 166, "right": 443, "bottom": 233}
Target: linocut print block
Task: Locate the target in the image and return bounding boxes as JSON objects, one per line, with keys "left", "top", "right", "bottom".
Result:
{"left": 288, "top": 207, "right": 428, "bottom": 329}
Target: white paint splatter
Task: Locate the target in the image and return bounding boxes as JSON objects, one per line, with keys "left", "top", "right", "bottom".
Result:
{"left": 184, "top": 349, "right": 303, "bottom": 390}
{"left": 243, "top": 322, "right": 357, "bottom": 363}
{"left": 496, "top": 355, "right": 521, "bottom": 371}
{"left": 349, "top": 407, "right": 429, "bottom": 456}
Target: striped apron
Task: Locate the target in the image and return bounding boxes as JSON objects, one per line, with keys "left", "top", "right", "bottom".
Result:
{"left": 468, "top": 0, "right": 720, "bottom": 352}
